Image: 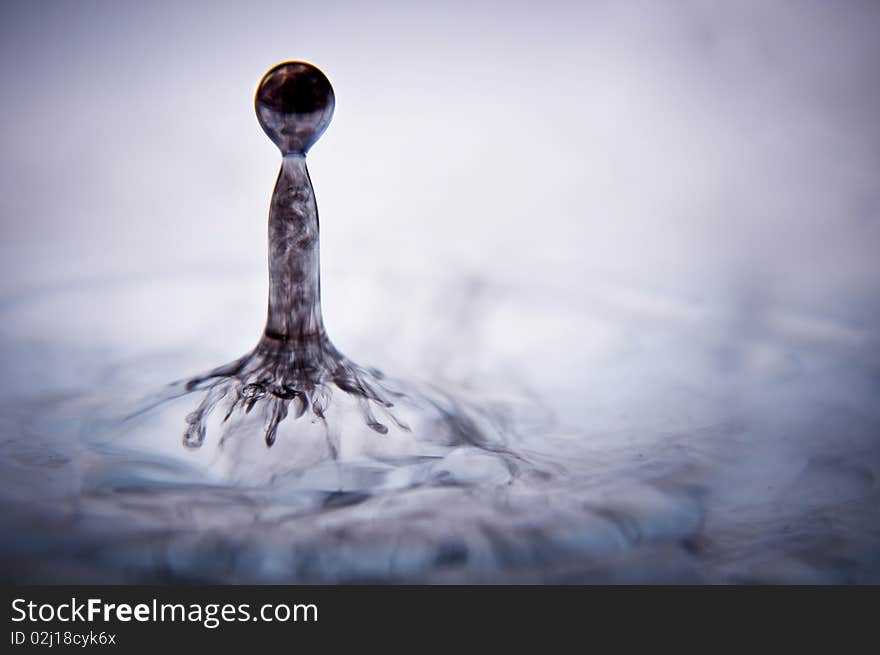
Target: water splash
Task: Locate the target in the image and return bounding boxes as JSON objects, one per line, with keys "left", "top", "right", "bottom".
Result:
{"left": 142, "top": 62, "right": 512, "bottom": 475}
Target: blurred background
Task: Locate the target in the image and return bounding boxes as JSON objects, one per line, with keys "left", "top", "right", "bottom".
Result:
{"left": 2, "top": 0, "right": 879, "bottom": 329}
{"left": 0, "top": 0, "right": 878, "bottom": 582}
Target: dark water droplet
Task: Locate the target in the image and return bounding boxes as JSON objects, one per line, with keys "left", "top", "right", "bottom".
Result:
{"left": 368, "top": 421, "right": 388, "bottom": 435}
{"left": 273, "top": 385, "right": 301, "bottom": 400}
{"left": 323, "top": 491, "right": 370, "bottom": 509}
{"left": 255, "top": 61, "right": 335, "bottom": 155}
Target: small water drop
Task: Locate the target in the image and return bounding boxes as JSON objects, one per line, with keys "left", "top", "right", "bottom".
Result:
{"left": 368, "top": 421, "right": 389, "bottom": 435}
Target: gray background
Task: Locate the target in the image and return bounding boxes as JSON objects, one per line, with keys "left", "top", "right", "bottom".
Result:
{"left": 2, "top": 0, "right": 879, "bottom": 332}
